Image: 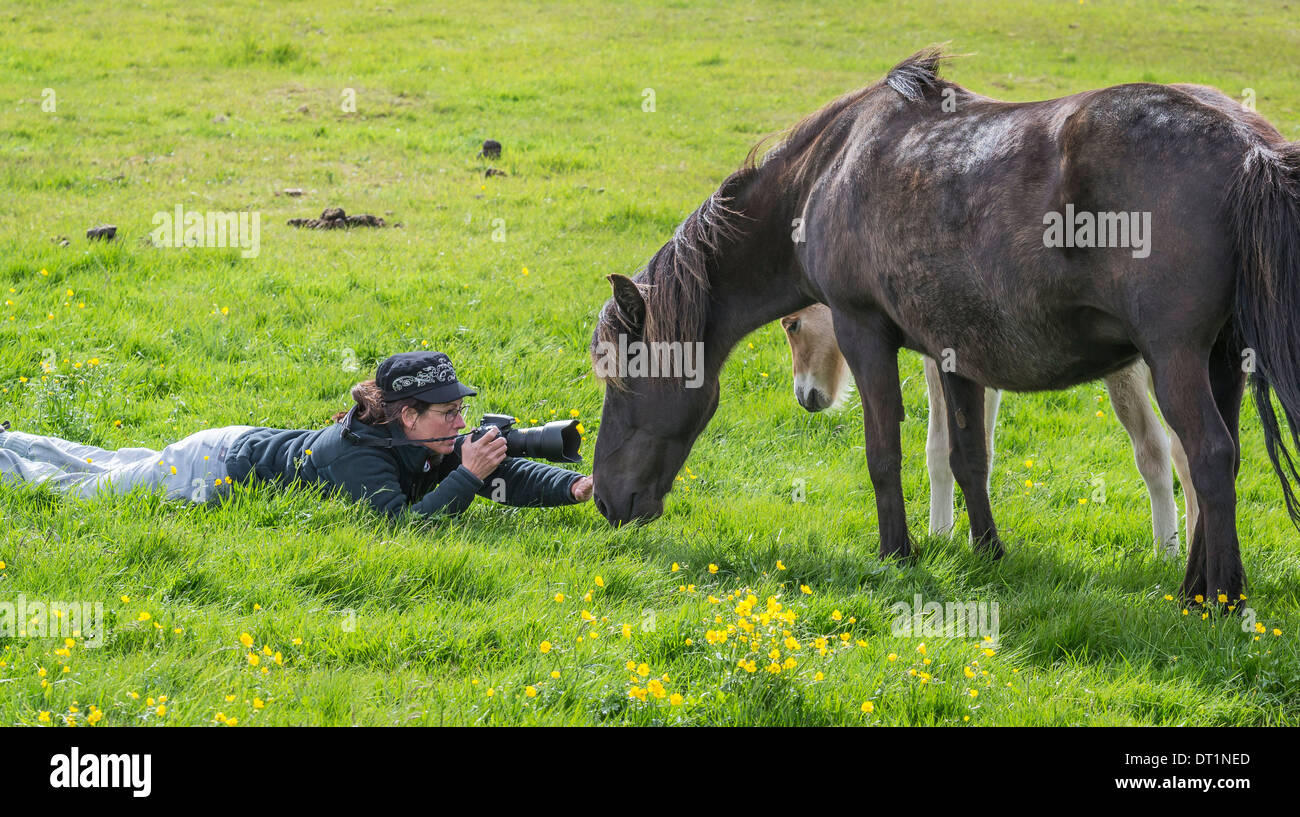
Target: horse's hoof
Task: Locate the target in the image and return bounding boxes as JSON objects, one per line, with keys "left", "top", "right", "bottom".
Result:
{"left": 879, "top": 540, "right": 913, "bottom": 561}
{"left": 974, "top": 535, "right": 1005, "bottom": 560}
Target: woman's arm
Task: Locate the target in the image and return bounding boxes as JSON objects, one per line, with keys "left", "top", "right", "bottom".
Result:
{"left": 475, "top": 457, "right": 586, "bottom": 507}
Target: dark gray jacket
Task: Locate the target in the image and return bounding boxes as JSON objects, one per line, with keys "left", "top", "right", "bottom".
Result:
{"left": 223, "top": 414, "right": 584, "bottom": 520}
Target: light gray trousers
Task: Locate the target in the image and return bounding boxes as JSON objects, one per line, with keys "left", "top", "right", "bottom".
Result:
{"left": 0, "top": 426, "right": 257, "bottom": 504}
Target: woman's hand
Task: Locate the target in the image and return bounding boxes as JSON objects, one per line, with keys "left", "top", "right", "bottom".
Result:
{"left": 570, "top": 475, "right": 593, "bottom": 502}
{"left": 460, "top": 426, "right": 507, "bottom": 481}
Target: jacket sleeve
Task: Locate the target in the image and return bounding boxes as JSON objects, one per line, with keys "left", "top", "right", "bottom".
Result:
{"left": 474, "top": 457, "right": 583, "bottom": 507}
{"left": 411, "top": 465, "right": 485, "bottom": 517}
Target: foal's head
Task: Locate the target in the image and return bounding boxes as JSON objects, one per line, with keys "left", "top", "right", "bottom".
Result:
{"left": 780, "top": 304, "right": 851, "bottom": 412}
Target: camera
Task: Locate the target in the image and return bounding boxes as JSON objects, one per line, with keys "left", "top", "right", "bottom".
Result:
{"left": 453, "top": 413, "right": 582, "bottom": 463}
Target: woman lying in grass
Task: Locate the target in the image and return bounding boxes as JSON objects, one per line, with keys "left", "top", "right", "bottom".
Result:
{"left": 0, "top": 350, "right": 593, "bottom": 518}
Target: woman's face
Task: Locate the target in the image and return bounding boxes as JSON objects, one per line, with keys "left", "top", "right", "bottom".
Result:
{"left": 403, "top": 400, "right": 467, "bottom": 455}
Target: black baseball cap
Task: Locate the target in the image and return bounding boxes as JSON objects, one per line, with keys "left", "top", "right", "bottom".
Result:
{"left": 376, "top": 351, "right": 478, "bottom": 404}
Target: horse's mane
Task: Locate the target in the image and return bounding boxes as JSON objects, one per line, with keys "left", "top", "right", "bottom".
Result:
{"left": 593, "top": 48, "right": 955, "bottom": 384}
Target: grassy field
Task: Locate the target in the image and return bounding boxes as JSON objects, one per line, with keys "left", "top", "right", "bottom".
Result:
{"left": 1, "top": 0, "right": 1298, "bottom": 726}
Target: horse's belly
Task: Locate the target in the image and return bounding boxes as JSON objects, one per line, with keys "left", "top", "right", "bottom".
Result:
{"left": 907, "top": 306, "right": 1138, "bottom": 392}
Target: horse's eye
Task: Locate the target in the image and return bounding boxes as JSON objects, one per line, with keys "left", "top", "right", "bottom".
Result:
{"left": 786, "top": 319, "right": 800, "bottom": 333}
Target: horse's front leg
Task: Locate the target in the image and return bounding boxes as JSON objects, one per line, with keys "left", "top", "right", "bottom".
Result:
{"left": 833, "top": 314, "right": 910, "bottom": 559}
{"left": 940, "top": 371, "right": 1005, "bottom": 558}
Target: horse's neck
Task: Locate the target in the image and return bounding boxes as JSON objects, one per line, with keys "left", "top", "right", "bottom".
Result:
{"left": 705, "top": 259, "right": 814, "bottom": 370}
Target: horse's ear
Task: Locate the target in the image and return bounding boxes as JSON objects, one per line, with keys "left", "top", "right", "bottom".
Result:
{"left": 607, "top": 273, "right": 646, "bottom": 332}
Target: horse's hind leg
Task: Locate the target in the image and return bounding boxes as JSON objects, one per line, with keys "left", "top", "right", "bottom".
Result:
{"left": 1106, "top": 360, "right": 1180, "bottom": 558}
{"left": 924, "top": 357, "right": 956, "bottom": 536}
{"left": 939, "top": 371, "right": 1004, "bottom": 558}
{"left": 1147, "top": 340, "right": 1245, "bottom": 604}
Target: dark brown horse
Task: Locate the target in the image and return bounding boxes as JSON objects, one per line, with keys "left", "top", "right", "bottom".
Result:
{"left": 590, "top": 48, "right": 1300, "bottom": 605}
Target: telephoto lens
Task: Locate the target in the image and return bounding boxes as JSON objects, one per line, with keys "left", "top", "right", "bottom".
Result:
{"left": 455, "top": 414, "right": 582, "bottom": 463}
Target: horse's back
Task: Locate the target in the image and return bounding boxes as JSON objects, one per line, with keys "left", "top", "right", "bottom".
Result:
{"left": 805, "top": 79, "right": 1264, "bottom": 391}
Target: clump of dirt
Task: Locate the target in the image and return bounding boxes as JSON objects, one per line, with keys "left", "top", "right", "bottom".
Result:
{"left": 479, "top": 139, "right": 502, "bottom": 159}
{"left": 86, "top": 225, "right": 117, "bottom": 241}
{"left": 288, "top": 207, "right": 388, "bottom": 229}
{"left": 485, "top": 168, "right": 507, "bottom": 178}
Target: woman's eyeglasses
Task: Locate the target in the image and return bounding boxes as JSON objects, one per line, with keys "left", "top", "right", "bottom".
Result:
{"left": 437, "top": 403, "right": 470, "bottom": 423}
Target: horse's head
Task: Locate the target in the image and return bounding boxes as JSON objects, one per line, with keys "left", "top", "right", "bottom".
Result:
{"left": 590, "top": 273, "right": 721, "bottom": 526}
{"left": 780, "top": 303, "right": 851, "bottom": 412}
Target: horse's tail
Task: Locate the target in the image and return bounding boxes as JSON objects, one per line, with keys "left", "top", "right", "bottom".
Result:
{"left": 1229, "top": 139, "right": 1300, "bottom": 525}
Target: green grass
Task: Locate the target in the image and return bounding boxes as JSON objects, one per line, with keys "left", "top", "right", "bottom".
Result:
{"left": 1, "top": 0, "right": 1299, "bottom": 726}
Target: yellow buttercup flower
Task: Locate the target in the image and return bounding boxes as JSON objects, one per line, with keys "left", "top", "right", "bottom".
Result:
{"left": 539, "top": 641, "right": 552, "bottom": 653}
{"left": 861, "top": 701, "right": 874, "bottom": 714}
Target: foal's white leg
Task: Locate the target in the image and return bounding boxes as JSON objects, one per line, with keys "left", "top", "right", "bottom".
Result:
{"left": 1168, "top": 427, "right": 1197, "bottom": 549}
{"left": 1140, "top": 361, "right": 1197, "bottom": 553}
{"left": 1107, "top": 361, "right": 1180, "bottom": 558}
{"left": 984, "top": 387, "right": 1001, "bottom": 494}
{"left": 923, "top": 357, "right": 956, "bottom": 536}
{"left": 971, "top": 386, "right": 1003, "bottom": 546}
